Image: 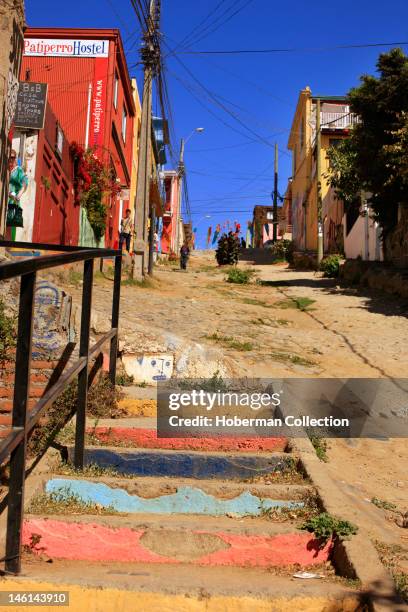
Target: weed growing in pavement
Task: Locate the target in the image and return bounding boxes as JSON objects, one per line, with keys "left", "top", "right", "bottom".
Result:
{"left": 241, "top": 297, "right": 274, "bottom": 308}
{"left": 309, "top": 435, "right": 329, "bottom": 462}
{"left": 302, "top": 512, "right": 358, "bottom": 545}
{"left": 178, "top": 370, "right": 229, "bottom": 392}
{"left": 275, "top": 297, "right": 316, "bottom": 312}
{"left": 68, "top": 269, "right": 83, "bottom": 287}
{"left": 122, "top": 277, "right": 153, "bottom": 288}
{"left": 250, "top": 317, "right": 289, "bottom": 327}
{"left": 205, "top": 332, "right": 254, "bottom": 352}
{"left": 55, "top": 460, "right": 133, "bottom": 479}
{"left": 0, "top": 298, "right": 16, "bottom": 363}
{"left": 270, "top": 351, "right": 317, "bottom": 368}
{"left": 116, "top": 372, "right": 134, "bottom": 386}
{"left": 260, "top": 491, "right": 321, "bottom": 523}
{"left": 27, "top": 488, "right": 119, "bottom": 516}
{"left": 225, "top": 268, "right": 256, "bottom": 284}
{"left": 374, "top": 541, "right": 408, "bottom": 603}
{"left": 29, "top": 376, "right": 124, "bottom": 455}
{"left": 371, "top": 497, "right": 398, "bottom": 512}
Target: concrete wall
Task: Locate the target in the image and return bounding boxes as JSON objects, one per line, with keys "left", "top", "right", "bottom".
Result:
{"left": 343, "top": 207, "right": 383, "bottom": 262}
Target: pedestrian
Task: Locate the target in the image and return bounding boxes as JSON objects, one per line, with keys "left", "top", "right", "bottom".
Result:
{"left": 6, "top": 149, "right": 28, "bottom": 239}
{"left": 119, "top": 208, "right": 133, "bottom": 252}
{"left": 240, "top": 237, "right": 246, "bottom": 248}
{"left": 180, "top": 241, "right": 190, "bottom": 270}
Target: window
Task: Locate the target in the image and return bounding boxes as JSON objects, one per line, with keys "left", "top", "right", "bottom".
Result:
{"left": 122, "top": 105, "right": 127, "bottom": 142}
{"left": 113, "top": 72, "right": 119, "bottom": 109}
{"left": 266, "top": 212, "right": 274, "bottom": 220}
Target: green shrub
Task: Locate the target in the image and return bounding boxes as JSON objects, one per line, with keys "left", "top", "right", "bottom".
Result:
{"left": 265, "top": 239, "right": 295, "bottom": 263}
{"left": 226, "top": 268, "right": 255, "bottom": 284}
{"left": 302, "top": 512, "right": 358, "bottom": 544}
{"left": 320, "top": 254, "right": 341, "bottom": 278}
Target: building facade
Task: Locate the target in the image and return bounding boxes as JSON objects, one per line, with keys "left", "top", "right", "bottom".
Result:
{"left": 252, "top": 205, "right": 284, "bottom": 247}
{"left": 288, "top": 87, "right": 358, "bottom": 254}
{"left": 12, "top": 103, "right": 78, "bottom": 245}
{"left": 0, "top": 0, "right": 25, "bottom": 236}
{"left": 20, "top": 27, "right": 135, "bottom": 247}
{"left": 161, "top": 170, "right": 181, "bottom": 255}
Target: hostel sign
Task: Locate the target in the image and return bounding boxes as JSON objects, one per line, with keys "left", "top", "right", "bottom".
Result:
{"left": 14, "top": 82, "right": 48, "bottom": 130}
{"left": 24, "top": 38, "right": 109, "bottom": 58}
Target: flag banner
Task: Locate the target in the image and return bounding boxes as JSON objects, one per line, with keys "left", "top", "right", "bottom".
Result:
{"left": 212, "top": 230, "right": 220, "bottom": 245}
{"left": 207, "top": 226, "right": 212, "bottom": 245}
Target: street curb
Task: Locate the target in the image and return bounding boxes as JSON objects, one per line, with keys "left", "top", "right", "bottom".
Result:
{"left": 289, "top": 437, "right": 407, "bottom": 612}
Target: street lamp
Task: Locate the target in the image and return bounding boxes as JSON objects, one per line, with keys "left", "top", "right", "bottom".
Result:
{"left": 176, "top": 128, "right": 205, "bottom": 253}
{"left": 179, "top": 127, "right": 205, "bottom": 165}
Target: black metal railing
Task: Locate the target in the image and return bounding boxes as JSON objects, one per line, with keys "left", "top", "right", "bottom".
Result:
{"left": 0, "top": 240, "right": 122, "bottom": 574}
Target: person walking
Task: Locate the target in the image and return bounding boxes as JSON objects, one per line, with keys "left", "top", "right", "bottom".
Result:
{"left": 180, "top": 241, "right": 190, "bottom": 270}
{"left": 6, "top": 149, "right": 28, "bottom": 240}
{"left": 119, "top": 208, "right": 133, "bottom": 252}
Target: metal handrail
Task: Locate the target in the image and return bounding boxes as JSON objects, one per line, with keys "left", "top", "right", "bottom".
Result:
{"left": 0, "top": 240, "right": 122, "bottom": 574}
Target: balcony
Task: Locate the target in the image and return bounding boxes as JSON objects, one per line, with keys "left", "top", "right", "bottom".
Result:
{"left": 321, "top": 112, "right": 359, "bottom": 130}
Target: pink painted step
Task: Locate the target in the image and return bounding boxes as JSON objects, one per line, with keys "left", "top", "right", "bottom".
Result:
{"left": 87, "top": 427, "right": 287, "bottom": 452}
{"left": 23, "top": 519, "right": 331, "bottom": 568}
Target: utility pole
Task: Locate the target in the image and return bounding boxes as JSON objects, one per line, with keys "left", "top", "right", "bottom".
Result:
{"left": 273, "top": 143, "right": 278, "bottom": 242}
{"left": 133, "top": 0, "right": 160, "bottom": 278}
{"left": 316, "top": 98, "right": 323, "bottom": 266}
{"left": 176, "top": 138, "right": 185, "bottom": 255}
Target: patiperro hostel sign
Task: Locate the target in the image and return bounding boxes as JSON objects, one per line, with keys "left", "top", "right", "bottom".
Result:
{"left": 24, "top": 39, "right": 109, "bottom": 58}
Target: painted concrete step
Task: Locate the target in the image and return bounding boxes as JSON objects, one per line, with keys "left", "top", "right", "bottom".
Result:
{"left": 5, "top": 562, "right": 362, "bottom": 611}
{"left": 86, "top": 423, "right": 288, "bottom": 452}
{"left": 67, "top": 446, "right": 297, "bottom": 480}
{"left": 22, "top": 516, "right": 332, "bottom": 569}
{"left": 44, "top": 477, "right": 307, "bottom": 516}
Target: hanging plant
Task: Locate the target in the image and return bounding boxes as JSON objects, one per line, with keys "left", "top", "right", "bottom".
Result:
{"left": 70, "top": 143, "right": 121, "bottom": 242}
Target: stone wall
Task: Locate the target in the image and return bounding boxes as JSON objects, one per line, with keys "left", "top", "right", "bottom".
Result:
{"left": 384, "top": 204, "right": 408, "bottom": 269}
{"left": 340, "top": 259, "right": 408, "bottom": 299}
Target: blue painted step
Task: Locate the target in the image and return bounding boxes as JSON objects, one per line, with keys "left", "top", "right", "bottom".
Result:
{"left": 70, "top": 448, "right": 295, "bottom": 480}
{"left": 46, "top": 478, "right": 303, "bottom": 517}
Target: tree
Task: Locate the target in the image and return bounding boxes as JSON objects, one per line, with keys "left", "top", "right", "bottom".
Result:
{"left": 215, "top": 232, "right": 240, "bottom": 266}
{"left": 327, "top": 48, "right": 408, "bottom": 239}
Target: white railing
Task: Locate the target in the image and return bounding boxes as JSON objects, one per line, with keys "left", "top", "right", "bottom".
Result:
{"left": 321, "top": 112, "right": 359, "bottom": 129}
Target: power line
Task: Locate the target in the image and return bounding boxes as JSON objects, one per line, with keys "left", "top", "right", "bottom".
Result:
{"left": 179, "top": 40, "right": 408, "bottom": 55}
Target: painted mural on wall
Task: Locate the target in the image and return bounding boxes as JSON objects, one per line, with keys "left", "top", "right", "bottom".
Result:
{"left": 32, "top": 280, "right": 72, "bottom": 356}
{"left": 12, "top": 132, "right": 38, "bottom": 242}
{"left": 122, "top": 354, "right": 174, "bottom": 384}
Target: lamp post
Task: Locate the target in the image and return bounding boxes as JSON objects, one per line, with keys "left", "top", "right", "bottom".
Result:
{"left": 176, "top": 128, "right": 204, "bottom": 254}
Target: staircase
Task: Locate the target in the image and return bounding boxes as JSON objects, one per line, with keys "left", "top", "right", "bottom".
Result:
{"left": 16, "top": 385, "right": 363, "bottom": 610}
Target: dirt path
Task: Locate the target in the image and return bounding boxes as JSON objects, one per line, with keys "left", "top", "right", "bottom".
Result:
{"left": 104, "top": 250, "right": 408, "bottom": 380}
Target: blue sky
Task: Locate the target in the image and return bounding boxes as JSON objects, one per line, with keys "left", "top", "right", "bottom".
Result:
{"left": 26, "top": 0, "right": 408, "bottom": 248}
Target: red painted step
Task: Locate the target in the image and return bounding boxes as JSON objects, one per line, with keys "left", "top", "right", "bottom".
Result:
{"left": 87, "top": 427, "right": 287, "bottom": 452}
{"left": 22, "top": 519, "right": 331, "bottom": 568}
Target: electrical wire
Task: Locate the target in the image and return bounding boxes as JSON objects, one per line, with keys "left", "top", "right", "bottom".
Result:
{"left": 180, "top": 40, "right": 408, "bottom": 55}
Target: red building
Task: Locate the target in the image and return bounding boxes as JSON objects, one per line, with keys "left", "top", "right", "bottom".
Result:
{"left": 12, "top": 102, "right": 78, "bottom": 246}
{"left": 161, "top": 170, "right": 181, "bottom": 255}
{"left": 21, "top": 28, "right": 135, "bottom": 247}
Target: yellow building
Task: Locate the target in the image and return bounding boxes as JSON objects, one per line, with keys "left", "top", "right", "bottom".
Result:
{"left": 129, "top": 78, "right": 142, "bottom": 239}
{"left": 287, "top": 87, "right": 358, "bottom": 254}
